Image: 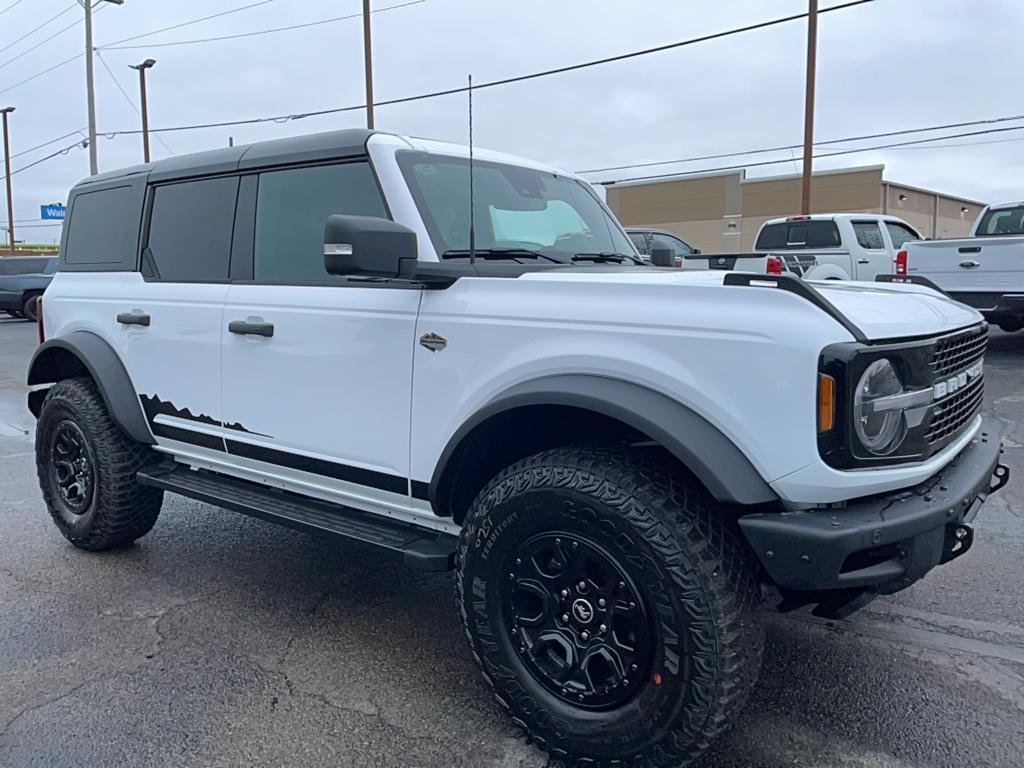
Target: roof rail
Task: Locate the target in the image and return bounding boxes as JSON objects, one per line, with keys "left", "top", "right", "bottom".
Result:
{"left": 722, "top": 272, "right": 868, "bottom": 343}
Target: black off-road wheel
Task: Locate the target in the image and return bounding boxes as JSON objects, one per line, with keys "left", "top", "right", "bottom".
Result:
{"left": 35, "top": 378, "right": 164, "bottom": 551}
{"left": 457, "top": 445, "right": 764, "bottom": 767}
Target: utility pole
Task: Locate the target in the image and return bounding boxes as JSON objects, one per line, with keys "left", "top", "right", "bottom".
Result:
{"left": 84, "top": 0, "right": 124, "bottom": 175}
{"left": 1, "top": 107, "right": 14, "bottom": 252}
{"left": 362, "top": 0, "right": 374, "bottom": 129}
{"left": 129, "top": 58, "right": 156, "bottom": 163}
{"left": 800, "top": 0, "right": 818, "bottom": 215}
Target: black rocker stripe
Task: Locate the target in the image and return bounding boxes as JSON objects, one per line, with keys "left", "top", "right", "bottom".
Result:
{"left": 152, "top": 422, "right": 227, "bottom": 452}
{"left": 224, "top": 439, "right": 409, "bottom": 496}
{"left": 410, "top": 480, "right": 431, "bottom": 501}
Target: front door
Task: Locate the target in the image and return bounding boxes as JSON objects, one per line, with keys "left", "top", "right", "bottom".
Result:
{"left": 220, "top": 160, "right": 421, "bottom": 507}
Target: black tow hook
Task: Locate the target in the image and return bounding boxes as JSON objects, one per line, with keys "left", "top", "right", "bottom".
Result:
{"left": 939, "top": 523, "right": 974, "bottom": 564}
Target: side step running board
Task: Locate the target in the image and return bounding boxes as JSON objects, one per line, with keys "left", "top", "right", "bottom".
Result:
{"left": 138, "top": 465, "right": 457, "bottom": 571}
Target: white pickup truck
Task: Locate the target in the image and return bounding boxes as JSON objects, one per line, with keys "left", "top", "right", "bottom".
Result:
{"left": 902, "top": 201, "right": 1024, "bottom": 332}
{"left": 751, "top": 213, "right": 922, "bottom": 280}
{"left": 672, "top": 214, "right": 922, "bottom": 279}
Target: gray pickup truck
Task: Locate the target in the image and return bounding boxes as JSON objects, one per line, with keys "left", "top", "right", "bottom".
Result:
{"left": 0, "top": 255, "right": 57, "bottom": 321}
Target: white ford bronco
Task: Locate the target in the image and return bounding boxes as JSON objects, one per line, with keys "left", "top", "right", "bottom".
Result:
{"left": 28, "top": 129, "right": 1009, "bottom": 767}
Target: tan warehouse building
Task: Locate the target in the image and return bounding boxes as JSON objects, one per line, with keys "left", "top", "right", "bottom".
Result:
{"left": 603, "top": 165, "right": 987, "bottom": 253}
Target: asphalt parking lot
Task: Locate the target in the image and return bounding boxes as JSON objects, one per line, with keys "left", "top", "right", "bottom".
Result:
{"left": 1, "top": 317, "right": 1022, "bottom": 768}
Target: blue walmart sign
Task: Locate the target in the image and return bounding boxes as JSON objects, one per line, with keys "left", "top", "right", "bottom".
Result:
{"left": 40, "top": 204, "right": 66, "bottom": 220}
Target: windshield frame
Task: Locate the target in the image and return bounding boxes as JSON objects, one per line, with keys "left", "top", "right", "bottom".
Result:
{"left": 395, "top": 150, "right": 638, "bottom": 263}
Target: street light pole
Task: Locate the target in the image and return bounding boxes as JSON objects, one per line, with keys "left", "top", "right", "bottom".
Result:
{"left": 800, "top": 0, "right": 818, "bottom": 215}
{"left": 1, "top": 107, "right": 14, "bottom": 252}
{"left": 362, "top": 0, "right": 374, "bottom": 129}
{"left": 84, "top": 0, "right": 124, "bottom": 176}
{"left": 129, "top": 59, "right": 156, "bottom": 163}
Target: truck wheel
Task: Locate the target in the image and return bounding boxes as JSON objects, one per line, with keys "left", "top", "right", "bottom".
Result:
{"left": 996, "top": 317, "right": 1023, "bottom": 333}
{"left": 457, "top": 445, "right": 764, "bottom": 767}
{"left": 35, "top": 378, "right": 163, "bottom": 551}
{"left": 21, "top": 294, "right": 40, "bottom": 323}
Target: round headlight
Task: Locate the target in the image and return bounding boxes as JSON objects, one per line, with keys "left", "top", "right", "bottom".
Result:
{"left": 853, "top": 358, "right": 906, "bottom": 455}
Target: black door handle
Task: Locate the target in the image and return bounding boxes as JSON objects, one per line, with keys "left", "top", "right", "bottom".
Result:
{"left": 958, "top": 246, "right": 982, "bottom": 254}
{"left": 228, "top": 320, "right": 274, "bottom": 337}
{"left": 117, "top": 311, "right": 151, "bottom": 327}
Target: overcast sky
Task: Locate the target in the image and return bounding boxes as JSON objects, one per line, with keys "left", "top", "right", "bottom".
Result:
{"left": 1, "top": 0, "right": 1021, "bottom": 242}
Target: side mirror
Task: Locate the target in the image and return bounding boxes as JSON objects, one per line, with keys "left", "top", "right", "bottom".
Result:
{"left": 650, "top": 239, "right": 675, "bottom": 267}
{"left": 691, "top": 247, "right": 702, "bottom": 255}
{"left": 324, "top": 214, "right": 417, "bottom": 278}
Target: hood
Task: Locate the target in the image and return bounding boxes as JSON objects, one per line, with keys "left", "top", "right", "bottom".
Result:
{"left": 808, "top": 279, "right": 983, "bottom": 340}
{"left": 519, "top": 269, "right": 983, "bottom": 341}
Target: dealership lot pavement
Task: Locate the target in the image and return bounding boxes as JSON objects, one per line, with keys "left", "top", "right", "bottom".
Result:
{"left": 1, "top": 317, "right": 1022, "bottom": 768}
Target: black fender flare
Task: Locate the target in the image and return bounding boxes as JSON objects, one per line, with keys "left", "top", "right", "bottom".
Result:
{"left": 430, "top": 374, "right": 776, "bottom": 508}
{"left": 27, "top": 331, "right": 154, "bottom": 445}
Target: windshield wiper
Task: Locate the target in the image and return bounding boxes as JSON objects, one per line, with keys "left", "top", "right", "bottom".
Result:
{"left": 572, "top": 252, "right": 644, "bottom": 265}
{"left": 441, "top": 248, "right": 563, "bottom": 263}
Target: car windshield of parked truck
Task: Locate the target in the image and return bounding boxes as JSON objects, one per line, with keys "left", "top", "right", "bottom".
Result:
{"left": 754, "top": 220, "right": 841, "bottom": 250}
{"left": 975, "top": 206, "right": 1024, "bottom": 236}
{"left": 397, "top": 151, "right": 634, "bottom": 262}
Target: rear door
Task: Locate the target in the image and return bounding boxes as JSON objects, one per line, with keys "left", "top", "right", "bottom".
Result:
{"left": 220, "top": 160, "right": 421, "bottom": 508}
{"left": 108, "top": 176, "right": 236, "bottom": 453}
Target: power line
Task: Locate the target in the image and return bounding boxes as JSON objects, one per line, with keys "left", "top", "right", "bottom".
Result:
{"left": 9, "top": 138, "right": 88, "bottom": 176}
{"left": 99, "top": 0, "right": 427, "bottom": 50}
{"left": 576, "top": 113, "right": 1024, "bottom": 174}
{"left": 97, "top": 0, "right": 279, "bottom": 49}
{"left": 0, "top": 2, "right": 76, "bottom": 57}
{"left": 94, "top": 50, "right": 175, "bottom": 156}
{"left": 0, "top": 0, "right": 25, "bottom": 17}
{"left": 1, "top": 127, "right": 85, "bottom": 166}
{"left": 109, "top": 0, "right": 875, "bottom": 136}
{"left": 0, "top": 52, "right": 81, "bottom": 96}
{"left": 0, "top": 12, "right": 89, "bottom": 73}
{"left": 599, "top": 124, "right": 1024, "bottom": 185}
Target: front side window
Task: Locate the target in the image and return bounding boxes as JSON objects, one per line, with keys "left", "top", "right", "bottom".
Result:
{"left": 974, "top": 206, "right": 1024, "bottom": 236}
{"left": 253, "top": 161, "right": 387, "bottom": 283}
{"left": 397, "top": 152, "right": 634, "bottom": 261}
{"left": 665, "top": 234, "right": 694, "bottom": 256}
{"left": 147, "top": 177, "right": 238, "bottom": 281}
{"left": 852, "top": 221, "right": 885, "bottom": 250}
{"left": 628, "top": 232, "right": 650, "bottom": 255}
{"left": 884, "top": 221, "right": 921, "bottom": 249}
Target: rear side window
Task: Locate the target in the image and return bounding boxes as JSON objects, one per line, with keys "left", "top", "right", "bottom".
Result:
{"left": 755, "top": 221, "right": 840, "bottom": 250}
{"left": 852, "top": 221, "right": 884, "bottom": 249}
{"left": 253, "top": 161, "right": 387, "bottom": 284}
{"left": 147, "top": 176, "right": 239, "bottom": 281}
{"left": 974, "top": 206, "right": 1024, "bottom": 236}
{"left": 64, "top": 186, "right": 140, "bottom": 266}
{"left": 884, "top": 221, "right": 921, "bottom": 249}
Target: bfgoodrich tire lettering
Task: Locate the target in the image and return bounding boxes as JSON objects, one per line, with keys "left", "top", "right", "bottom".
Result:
{"left": 457, "top": 445, "right": 764, "bottom": 767}
{"left": 35, "top": 378, "right": 164, "bottom": 550}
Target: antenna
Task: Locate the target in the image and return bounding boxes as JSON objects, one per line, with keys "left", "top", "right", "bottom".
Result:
{"left": 467, "top": 73, "right": 476, "bottom": 266}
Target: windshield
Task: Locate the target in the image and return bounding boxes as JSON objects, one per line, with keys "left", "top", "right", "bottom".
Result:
{"left": 975, "top": 205, "right": 1024, "bottom": 236}
{"left": 397, "top": 151, "right": 635, "bottom": 261}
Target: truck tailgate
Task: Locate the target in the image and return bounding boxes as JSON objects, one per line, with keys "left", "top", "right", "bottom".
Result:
{"left": 906, "top": 236, "right": 1024, "bottom": 294}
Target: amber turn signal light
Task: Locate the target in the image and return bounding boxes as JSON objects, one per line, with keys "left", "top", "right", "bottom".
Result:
{"left": 818, "top": 374, "right": 835, "bottom": 433}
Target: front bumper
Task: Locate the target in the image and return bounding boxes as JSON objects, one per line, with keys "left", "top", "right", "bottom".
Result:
{"left": 739, "top": 422, "right": 1008, "bottom": 595}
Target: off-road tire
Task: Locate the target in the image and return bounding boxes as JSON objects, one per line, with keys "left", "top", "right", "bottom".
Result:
{"left": 21, "top": 293, "right": 39, "bottom": 323}
{"left": 996, "top": 316, "right": 1024, "bottom": 333}
{"left": 456, "top": 444, "right": 764, "bottom": 767}
{"left": 35, "top": 378, "right": 163, "bottom": 550}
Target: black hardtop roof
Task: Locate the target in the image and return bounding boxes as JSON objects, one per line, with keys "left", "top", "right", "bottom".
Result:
{"left": 77, "top": 128, "right": 378, "bottom": 188}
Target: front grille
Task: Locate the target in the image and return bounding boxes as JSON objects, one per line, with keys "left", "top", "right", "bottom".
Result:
{"left": 926, "top": 375, "right": 984, "bottom": 444}
{"left": 931, "top": 327, "right": 988, "bottom": 379}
